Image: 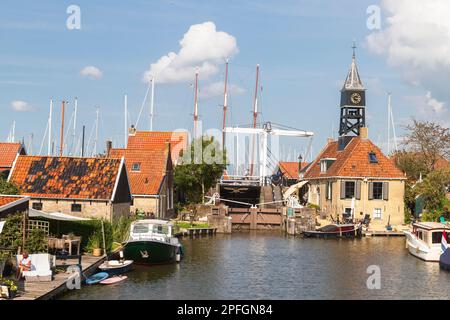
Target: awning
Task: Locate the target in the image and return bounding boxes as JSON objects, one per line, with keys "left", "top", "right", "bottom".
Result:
{"left": 28, "top": 209, "right": 91, "bottom": 221}
{"left": 283, "top": 180, "right": 309, "bottom": 199}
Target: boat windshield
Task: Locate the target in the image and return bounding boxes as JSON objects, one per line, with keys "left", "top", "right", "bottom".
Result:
{"left": 132, "top": 223, "right": 169, "bottom": 235}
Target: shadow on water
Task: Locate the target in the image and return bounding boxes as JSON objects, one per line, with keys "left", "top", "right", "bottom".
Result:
{"left": 61, "top": 231, "right": 450, "bottom": 300}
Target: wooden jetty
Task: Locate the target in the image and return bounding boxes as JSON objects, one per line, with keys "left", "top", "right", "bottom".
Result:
{"left": 13, "top": 254, "right": 106, "bottom": 300}
{"left": 363, "top": 230, "right": 405, "bottom": 237}
{"left": 176, "top": 228, "right": 217, "bottom": 237}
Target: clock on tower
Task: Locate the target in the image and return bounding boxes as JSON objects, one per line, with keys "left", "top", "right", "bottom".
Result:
{"left": 339, "top": 44, "right": 366, "bottom": 137}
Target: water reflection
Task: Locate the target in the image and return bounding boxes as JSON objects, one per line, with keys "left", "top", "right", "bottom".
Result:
{"left": 62, "top": 232, "right": 450, "bottom": 300}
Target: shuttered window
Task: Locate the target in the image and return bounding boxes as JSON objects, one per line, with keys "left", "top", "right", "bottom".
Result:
{"left": 326, "top": 181, "right": 332, "bottom": 200}
{"left": 341, "top": 181, "right": 356, "bottom": 199}
{"left": 368, "top": 182, "right": 389, "bottom": 200}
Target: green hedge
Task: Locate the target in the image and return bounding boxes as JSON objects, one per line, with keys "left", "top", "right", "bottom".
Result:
{"left": 38, "top": 218, "right": 113, "bottom": 254}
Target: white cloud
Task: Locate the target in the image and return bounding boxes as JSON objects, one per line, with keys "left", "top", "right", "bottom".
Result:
{"left": 10, "top": 100, "right": 35, "bottom": 112}
{"left": 404, "top": 91, "right": 447, "bottom": 119}
{"left": 143, "top": 21, "right": 238, "bottom": 84}
{"left": 199, "top": 81, "right": 245, "bottom": 99}
{"left": 80, "top": 66, "right": 103, "bottom": 79}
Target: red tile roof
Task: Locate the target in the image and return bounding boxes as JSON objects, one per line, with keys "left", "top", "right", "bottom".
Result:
{"left": 9, "top": 156, "right": 124, "bottom": 200}
{"left": 304, "top": 137, "right": 405, "bottom": 179}
{"left": 110, "top": 133, "right": 175, "bottom": 196}
{"left": 0, "top": 195, "right": 28, "bottom": 208}
{"left": 0, "top": 142, "right": 24, "bottom": 170}
{"left": 278, "top": 161, "right": 310, "bottom": 179}
{"left": 127, "top": 131, "right": 188, "bottom": 165}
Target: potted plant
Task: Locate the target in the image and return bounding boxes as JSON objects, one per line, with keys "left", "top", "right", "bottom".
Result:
{"left": 1, "top": 278, "right": 18, "bottom": 299}
{"left": 88, "top": 232, "right": 102, "bottom": 257}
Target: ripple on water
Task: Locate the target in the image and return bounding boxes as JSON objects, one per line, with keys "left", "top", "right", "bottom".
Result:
{"left": 61, "top": 232, "right": 450, "bottom": 300}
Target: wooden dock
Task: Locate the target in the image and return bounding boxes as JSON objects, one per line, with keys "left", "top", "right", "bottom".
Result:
{"left": 363, "top": 230, "right": 405, "bottom": 237}
{"left": 177, "top": 228, "right": 217, "bottom": 237}
{"left": 13, "top": 254, "right": 106, "bottom": 300}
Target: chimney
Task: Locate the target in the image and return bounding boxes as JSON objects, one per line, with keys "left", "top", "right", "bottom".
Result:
{"left": 128, "top": 125, "right": 137, "bottom": 135}
{"left": 360, "top": 127, "right": 368, "bottom": 140}
{"left": 106, "top": 140, "right": 112, "bottom": 157}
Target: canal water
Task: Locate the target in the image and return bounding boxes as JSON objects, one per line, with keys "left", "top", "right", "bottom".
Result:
{"left": 62, "top": 231, "right": 450, "bottom": 299}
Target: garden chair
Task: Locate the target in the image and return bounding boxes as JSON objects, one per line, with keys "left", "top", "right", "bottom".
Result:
{"left": 17, "top": 254, "right": 53, "bottom": 282}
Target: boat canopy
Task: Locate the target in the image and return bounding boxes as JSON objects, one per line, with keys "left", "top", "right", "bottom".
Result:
{"left": 132, "top": 219, "right": 172, "bottom": 225}
{"left": 413, "top": 222, "right": 450, "bottom": 231}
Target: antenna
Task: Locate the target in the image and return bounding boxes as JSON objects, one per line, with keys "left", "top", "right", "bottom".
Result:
{"left": 150, "top": 77, "right": 155, "bottom": 131}
{"left": 222, "top": 59, "right": 229, "bottom": 150}
{"left": 249, "top": 64, "right": 260, "bottom": 177}
{"left": 193, "top": 69, "right": 199, "bottom": 139}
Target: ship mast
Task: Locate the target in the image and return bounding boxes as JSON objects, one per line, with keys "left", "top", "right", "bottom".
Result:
{"left": 193, "top": 70, "right": 199, "bottom": 139}
{"left": 249, "top": 64, "right": 260, "bottom": 177}
{"left": 150, "top": 76, "right": 155, "bottom": 131}
{"left": 222, "top": 60, "right": 229, "bottom": 150}
{"left": 59, "top": 100, "right": 66, "bottom": 157}
{"left": 48, "top": 99, "right": 53, "bottom": 155}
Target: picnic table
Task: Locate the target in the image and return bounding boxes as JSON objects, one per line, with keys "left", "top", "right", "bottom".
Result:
{"left": 48, "top": 235, "right": 81, "bottom": 255}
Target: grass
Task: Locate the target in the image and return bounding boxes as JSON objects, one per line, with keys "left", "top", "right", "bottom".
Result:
{"left": 175, "top": 221, "right": 210, "bottom": 229}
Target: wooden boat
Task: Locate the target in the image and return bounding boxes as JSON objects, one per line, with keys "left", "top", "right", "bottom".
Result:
{"left": 303, "top": 223, "right": 362, "bottom": 238}
{"left": 98, "top": 260, "right": 133, "bottom": 276}
{"left": 404, "top": 222, "right": 450, "bottom": 262}
{"left": 123, "top": 219, "right": 183, "bottom": 265}
{"left": 85, "top": 272, "right": 109, "bottom": 285}
{"left": 100, "top": 275, "right": 127, "bottom": 285}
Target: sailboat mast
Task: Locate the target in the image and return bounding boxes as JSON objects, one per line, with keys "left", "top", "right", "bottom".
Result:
{"left": 60, "top": 100, "right": 66, "bottom": 157}
{"left": 222, "top": 60, "right": 229, "bottom": 150}
{"left": 72, "top": 97, "right": 77, "bottom": 155}
{"left": 124, "top": 94, "right": 128, "bottom": 148}
{"left": 93, "top": 107, "right": 100, "bottom": 156}
{"left": 249, "top": 64, "right": 260, "bottom": 177}
{"left": 193, "top": 70, "right": 199, "bottom": 139}
{"left": 48, "top": 99, "right": 53, "bottom": 156}
{"left": 387, "top": 93, "right": 391, "bottom": 155}
{"left": 150, "top": 77, "right": 155, "bottom": 131}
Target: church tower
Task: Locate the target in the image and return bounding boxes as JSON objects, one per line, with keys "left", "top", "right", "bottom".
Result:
{"left": 339, "top": 43, "right": 366, "bottom": 138}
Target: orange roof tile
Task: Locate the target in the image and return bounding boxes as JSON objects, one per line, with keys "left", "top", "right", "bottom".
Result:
{"left": 304, "top": 137, "right": 405, "bottom": 179}
{"left": 278, "top": 161, "right": 310, "bottom": 179}
{"left": 0, "top": 195, "right": 27, "bottom": 208}
{"left": 0, "top": 142, "right": 25, "bottom": 169}
{"left": 9, "top": 156, "right": 123, "bottom": 200}
{"left": 127, "top": 131, "right": 188, "bottom": 164}
{"left": 110, "top": 137, "right": 172, "bottom": 195}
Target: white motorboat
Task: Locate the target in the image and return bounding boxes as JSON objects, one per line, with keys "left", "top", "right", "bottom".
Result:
{"left": 404, "top": 222, "right": 450, "bottom": 262}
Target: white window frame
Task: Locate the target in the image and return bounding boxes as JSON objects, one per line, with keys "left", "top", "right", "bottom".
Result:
{"left": 373, "top": 208, "right": 382, "bottom": 220}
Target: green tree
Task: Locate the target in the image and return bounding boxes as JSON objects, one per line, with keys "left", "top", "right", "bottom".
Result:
{"left": 175, "top": 136, "right": 226, "bottom": 204}
{"left": 402, "top": 119, "right": 450, "bottom": 172}
{"left": 0, "top": 177, "right": 18, "bottom": 195}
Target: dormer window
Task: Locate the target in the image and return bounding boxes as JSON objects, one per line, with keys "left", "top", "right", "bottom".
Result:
{"left": 320, "top": 158, "right": 336, "bottom": 173}
{"left": 368, "top": 152, "right": 378, "bottom": 164}
{"left": 131, "top": 163, "right": 141, "bottom": 172}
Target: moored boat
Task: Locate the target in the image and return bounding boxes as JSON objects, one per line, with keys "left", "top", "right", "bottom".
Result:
{"left": 303, "top": 223, "right": 362, "bottom": 238}
{"left": 123, "top": 219, "right": 183, "bottom": 265}
{"left": 404, "top": 222, "right": 450, "bottom": 262}
{"left": 98, "top": 259, "right": 133, "bottom": 275}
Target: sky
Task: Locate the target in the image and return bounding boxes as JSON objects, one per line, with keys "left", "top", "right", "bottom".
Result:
{"left": 1, "top": 0, "right": 449, "bottom": 167}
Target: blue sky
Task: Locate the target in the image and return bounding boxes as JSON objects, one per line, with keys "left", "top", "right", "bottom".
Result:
{"left": 1, "top": 0, "right": 447, "bottom": 162}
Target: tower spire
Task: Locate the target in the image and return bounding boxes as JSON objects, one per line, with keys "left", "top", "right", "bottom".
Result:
{"left": 339, "top": 42, "right": 366, "bottom": 139}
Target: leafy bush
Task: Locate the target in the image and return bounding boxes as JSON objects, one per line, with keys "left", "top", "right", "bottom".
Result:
{"left": 46, "top": 218, "right": 113, "bottom": 253}
{"left": 0, "top": 213, "right": 24, "bottom": 252}
{"left": 24, "top": 229, "right": 47, "bottom": 253}
{"left": 85, "top": 231, "right": 102, "bottom": 253}
{"left": 112, "top": 216, "right": 134, "bottom": 243}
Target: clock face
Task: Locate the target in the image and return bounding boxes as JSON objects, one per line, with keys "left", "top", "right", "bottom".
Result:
{"left": 350, "top": 92, "right": 362, "bottom": 104}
